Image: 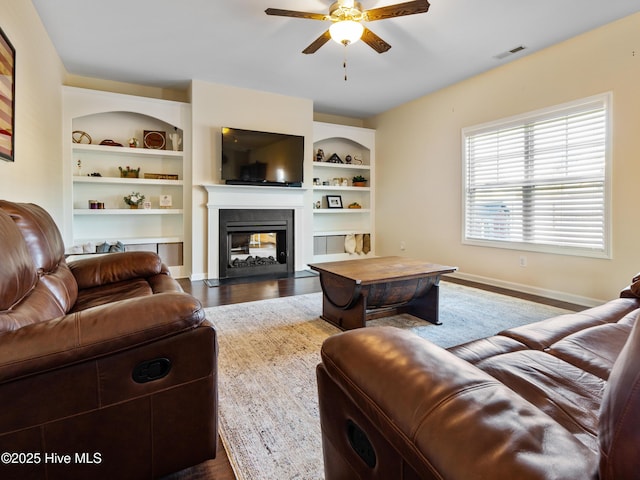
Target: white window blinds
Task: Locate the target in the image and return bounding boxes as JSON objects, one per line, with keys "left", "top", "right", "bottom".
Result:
{"left": 462, "top": 94, "right": 610, "bottom": 257}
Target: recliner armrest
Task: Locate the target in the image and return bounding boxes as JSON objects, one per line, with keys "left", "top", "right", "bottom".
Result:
{"left": 0, "top": 292, "right": 205, "bottom": 383}
{"left": 319, "top": 326, "right": 596, "bottom": 479}
{"left": 68, "top": 251, "right": 167, "bottom": 289}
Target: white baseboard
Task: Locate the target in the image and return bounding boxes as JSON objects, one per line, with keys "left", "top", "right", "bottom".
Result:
{"left": 447, "top": 271, "right": 604, "bottom": 308}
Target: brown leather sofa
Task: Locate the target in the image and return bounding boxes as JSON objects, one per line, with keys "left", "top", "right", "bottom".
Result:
{"left": 317, "top": 277, "right": 640, "bottom": 479}
{"left": 0, "top": 201, "right": 217, "bottom": 479}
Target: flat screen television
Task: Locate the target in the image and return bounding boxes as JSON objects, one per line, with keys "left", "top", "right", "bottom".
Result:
{"left": 221, "top": 127, "right": 304, "bottom": 186}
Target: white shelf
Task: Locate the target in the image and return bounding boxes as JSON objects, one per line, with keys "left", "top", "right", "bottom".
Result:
{"left": 72, "top": 143, "right": 183, "bottom": 157}
{"left": 312, "top": 162, "right": 370, "bottom": 170}
{"left": 73, "top": 176, "right": 183, "bottom": 186}
{"left": 313, "top": 186, "right": 370, "bottom": 192}
{"left": 74, "top": 235, "right": 183, "bottom": 245}
{"left": 314, "top": 230, "right": 371, "bottom": 236}
{"left": 73, "top": 208, "right": 183, "bottom": 215}
{"left": 313, "top": 209, "right": 371, "bottom": 214}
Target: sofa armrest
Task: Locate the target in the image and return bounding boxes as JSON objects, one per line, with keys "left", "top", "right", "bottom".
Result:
{"left": 68, "top": 251, "right": 167, "bottom": 289}
{"left": 319, "top": 326, "right": 596, "bottom": 479}
{"left": 0, "top": 292, "right": 204, "bottom": 383}
{"left": 619, "top": 272, "right": 640, "bottom": 298}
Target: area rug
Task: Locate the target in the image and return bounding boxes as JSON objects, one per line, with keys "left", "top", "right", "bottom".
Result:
{"left": 205, "top": 282, "right": 573, "bottom": 480}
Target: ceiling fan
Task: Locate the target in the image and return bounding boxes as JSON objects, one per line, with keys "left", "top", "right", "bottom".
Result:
{"left": 265, "top": 0, "right": 431, "bottom": 54}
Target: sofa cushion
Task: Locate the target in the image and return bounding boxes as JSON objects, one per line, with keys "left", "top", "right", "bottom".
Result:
{"left": 447, "top": 334, "right": 527, "bottom": 365}
{"left": 475, "top": 350, "right": 604, "bottom": 453}
{"left": 499, "top": 298, "right": 640, "bottom": 350}
{"left": 599, "top": 316, "right": 640, "bottom": 480}
{"left": 547, "top": 320, "right": 635, "bottom": 380}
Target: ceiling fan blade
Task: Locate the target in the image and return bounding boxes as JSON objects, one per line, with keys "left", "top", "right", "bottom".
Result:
{"left": 302, "top": 30, "right": 332, "bottom": 54}
{"left": 265, "top": 8, "right": 328, "bottom": 21}
{"left": 361, "top": 27, "right": 392, "bottom": 53}
{"left": 363, "top": 0, "right": 430, "bottom": 22}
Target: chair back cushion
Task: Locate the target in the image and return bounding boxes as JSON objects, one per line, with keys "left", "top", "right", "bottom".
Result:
{"left": 0, "top": 209, "right": 51, "bottom": 331}
{"left": 0, "top": 210, "right": 37, "bottom": 311}
{"left": 0, "top": 201, "right": 78, "bottom": 327}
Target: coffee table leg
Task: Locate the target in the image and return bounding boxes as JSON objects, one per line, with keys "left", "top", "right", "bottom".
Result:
{"left": 404, "top": 282, "right": 441, "bottom": 325}
{"left": 321, "top": 294, "right": 367, "bottom": 330}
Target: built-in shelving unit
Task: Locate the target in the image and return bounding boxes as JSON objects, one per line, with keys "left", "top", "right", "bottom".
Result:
{"left": 312, "top": 122, "right": 375, "bottom": 262}
{"left": 62, "top": 87, "right": 191, "bottom": 277}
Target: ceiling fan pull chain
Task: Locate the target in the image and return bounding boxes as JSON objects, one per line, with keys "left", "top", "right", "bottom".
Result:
{"left": 343, "top": 44, "right": 348, "bottom": 81}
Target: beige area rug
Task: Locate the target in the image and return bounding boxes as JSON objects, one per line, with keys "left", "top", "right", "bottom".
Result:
{"left": 205, "top": 282, "right": 572, "bottom": 480}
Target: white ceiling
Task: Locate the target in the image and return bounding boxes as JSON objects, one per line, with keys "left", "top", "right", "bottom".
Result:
{"left": 32, "top": 0, "right": 640, "bottom": 119}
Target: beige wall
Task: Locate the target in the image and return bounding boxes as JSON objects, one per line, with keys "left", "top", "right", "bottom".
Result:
{"left": 65, "top": 73, "right": 188, "bottom": 103}
{"left": 313, "top": 112, "right": 364, "bottom": 128}
{"left": 189, "top": 80, "right": 314, "bottom": 279}
{"left": 367, "top": 13, "right": 640, "bottom": 304}
{"left": 0, "top": 0, "right": 66, "bottom": 222}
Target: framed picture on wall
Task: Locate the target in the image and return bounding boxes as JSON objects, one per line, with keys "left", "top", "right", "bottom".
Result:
{"left": 0, "top": 27, "right": 15, "bottom": 162}
{"left": 326, "top": 195, "right": 343, "bottom": 209}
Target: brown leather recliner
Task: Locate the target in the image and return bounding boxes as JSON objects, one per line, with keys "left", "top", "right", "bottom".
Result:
{"left": 317, "top": 277, "right": 640, "bottom": 479}
{"left": 0, "top": 201, "right": 217, "bottom": 479}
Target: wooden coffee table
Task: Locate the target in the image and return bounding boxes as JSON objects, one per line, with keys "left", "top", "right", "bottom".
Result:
{"left": 309, "top": 256, "right": 457, "bottom": 330}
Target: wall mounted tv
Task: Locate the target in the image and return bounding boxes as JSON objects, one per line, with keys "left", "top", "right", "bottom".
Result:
{"left": 221, "top": 127, "right": 304, "bottom": 187}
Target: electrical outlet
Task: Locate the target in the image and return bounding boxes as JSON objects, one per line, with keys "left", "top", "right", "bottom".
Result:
{"left": 519, "top": 255, "right": 527, "bottom": 267}
{"left": 400, "top": 241, "right": 406, "bottom": 251}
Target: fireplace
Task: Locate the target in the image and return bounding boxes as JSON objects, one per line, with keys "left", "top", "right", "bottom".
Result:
{"left": 219, "top": 209, "right": 294, "bottom": 279}
{"left": 203, "top": 184, "right": 308, "bottom": 281}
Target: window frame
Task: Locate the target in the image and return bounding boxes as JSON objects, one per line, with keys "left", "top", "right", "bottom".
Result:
{"left": 461, "top": 93, "right": 612, "bottom": 259}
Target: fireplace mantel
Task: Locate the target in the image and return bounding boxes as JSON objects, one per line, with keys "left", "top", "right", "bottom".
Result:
{"left": 202, "top": 184, "right": 310, "bottom": 279}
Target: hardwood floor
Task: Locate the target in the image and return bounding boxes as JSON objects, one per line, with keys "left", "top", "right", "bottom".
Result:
{"left": 168, "top": 273, "right": 584, "bottom": 479}
{"left": 177, "top": 274, "right": 322, "bottom": 308}
{"left": 178, "top": 274, "right": 584, "bottom": 312}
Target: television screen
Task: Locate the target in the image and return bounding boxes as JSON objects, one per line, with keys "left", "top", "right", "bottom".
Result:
{"left": 221, "top": 127, "right": 304, "bottom": 186}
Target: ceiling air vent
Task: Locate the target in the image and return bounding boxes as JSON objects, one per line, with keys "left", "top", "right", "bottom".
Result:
{"left": 494, "top": 45, "right": 526, "bottom": 60}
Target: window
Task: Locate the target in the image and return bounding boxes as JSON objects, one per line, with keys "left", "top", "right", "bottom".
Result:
{"left": 462, "top": 93, "right": 611, "bottom": 258}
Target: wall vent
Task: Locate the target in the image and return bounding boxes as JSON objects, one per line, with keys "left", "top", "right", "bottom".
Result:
{"left": 494, "top": 45, "right": 527, "bottom": 60}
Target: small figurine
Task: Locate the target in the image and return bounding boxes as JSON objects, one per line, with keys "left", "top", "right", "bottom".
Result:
{"left": 168, "top": 127, "right": 182, "bottom": 151}
{"left": 328, "top": 153, "right": 343, "bottom": 164}
{"left": 316, "top": 148, "right": 325, "bottom": 162}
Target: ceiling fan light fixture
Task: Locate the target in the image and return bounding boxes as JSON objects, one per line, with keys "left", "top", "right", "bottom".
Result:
{"left": 329, "top": 20, "right": 364, "bottom": 46}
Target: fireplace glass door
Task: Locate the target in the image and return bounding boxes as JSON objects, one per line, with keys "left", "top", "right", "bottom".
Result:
{"left": 219, "top": 209, "right": 294, "bottom": 279}
{"left": 229, "top": 232, "right": 280, "bottom": 267}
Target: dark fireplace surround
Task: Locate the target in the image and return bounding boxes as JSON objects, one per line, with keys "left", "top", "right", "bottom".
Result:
{"left": 218, "top": 209, "right": 294, "bottom": 279}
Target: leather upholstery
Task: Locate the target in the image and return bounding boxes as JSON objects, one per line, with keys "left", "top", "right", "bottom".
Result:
{"left": 599, "top": 316, "right": 640, "bottom": 480}
{"left": 0, "top": 201, "right": 217, "bottom": 479}
{"left": 317, "top": 279, "right": 640, "bottom": 479}
{"left": 0, "top": 199, "right": 78, "bottom": 317}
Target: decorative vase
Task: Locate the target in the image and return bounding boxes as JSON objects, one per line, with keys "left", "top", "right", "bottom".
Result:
{"left": 129, "top": 204, "right": 139, "bottom": 209}
{"left": 353, "top": 181, "right": 367, "bottom": 187}
{"left": 121, "top": 171, "right": 139, "bottom": 178}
